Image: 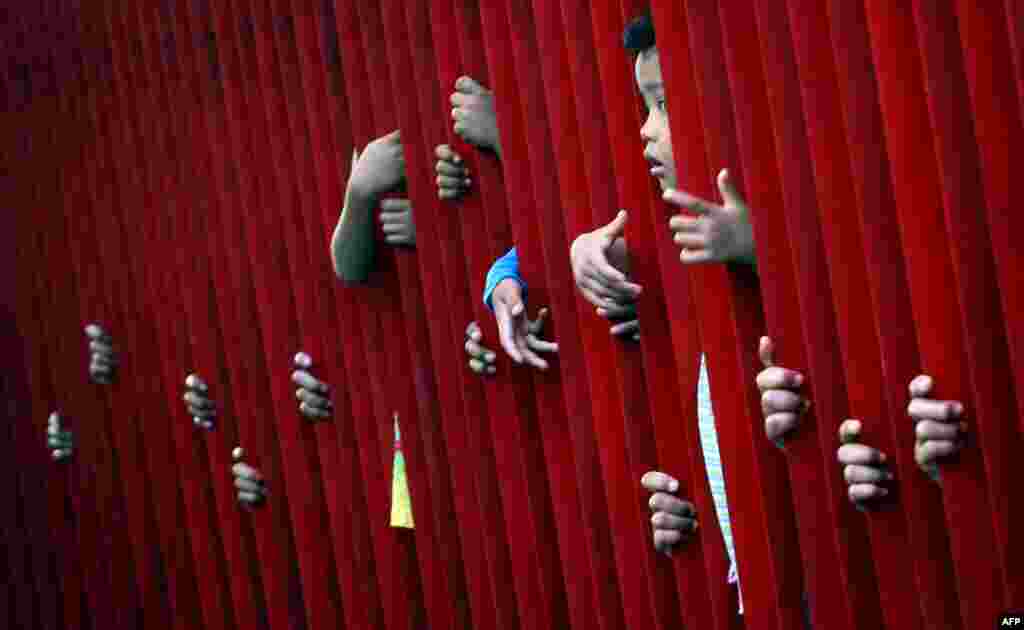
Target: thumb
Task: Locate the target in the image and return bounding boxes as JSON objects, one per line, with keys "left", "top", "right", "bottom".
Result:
{"left": 717, "top": 168, "right": 744, "bottom": 208}
{"left": 758, "top": 336, "right": 774, "bottom": 369}
{"left": 456, "top": 75, "right": 485, "bottom": 94}
{"left": 603, "top": 210, "right": 628, "bottom": 237}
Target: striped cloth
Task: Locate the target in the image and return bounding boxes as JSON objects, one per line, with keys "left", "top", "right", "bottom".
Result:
{"left": 697, "top": 354, "right": 741, "bottom": 612}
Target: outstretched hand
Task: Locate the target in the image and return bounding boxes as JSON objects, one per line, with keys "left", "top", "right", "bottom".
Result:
{"left": 665, "top": 169, "right": 755, "bottom": 265}
{"left": 492, "top": 278, "right": 558, "bottom": 371}
{"left": 570, "top": 211, "right": 642, "bottom": 308}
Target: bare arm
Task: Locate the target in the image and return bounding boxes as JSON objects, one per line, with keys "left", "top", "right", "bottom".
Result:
{"left": 331, "top": 181, "right": 378, "bottom": 285}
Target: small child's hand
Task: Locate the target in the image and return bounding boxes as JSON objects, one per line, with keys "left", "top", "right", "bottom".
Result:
{"left": 435, "top": 144, "right": 471, "bottom": 201}
{"left": 836, "top": 419, "right": 893, "bottom": 509}
{"left": 85, "top": 324, "right": 119, "bottom": 385}
{"left": 491, "top": 278, "right": 558, "bottom": 371}
{"left": 291, "top": 353, "right": 332, "bottom": 421}
{"left": 908, "top": 375, "right": 966, "bottom": 483}
{"left": 756, "top": 336, "right": 810, "bottom": 448}
{"left": 664, "top": 169, "right": 755, "bottom": 266}
{"left": 449, "top": 76, "right": 502, "bottom": 155}
{"left": 47, "top": 412, "right": 73, "bottom": 462}
{"left": 349, "top": 130, "right": 405, "bottom": 199}
{"left": 641, "top": 471, "right": 698, "bottom": 556}
{"left": 183, "top": 374, "right": 216, "bottom": 430}
{"left": 232, "top": 448, "right": 267, "bottom": 507}
{"left": 464, "top": 321, "right": 497, "bottom": 376}
{"left": 570, "top": 211, "right": 642, "bottom": 309}
{"left": 378, "top": 199, "right": 416, "bottom": 246}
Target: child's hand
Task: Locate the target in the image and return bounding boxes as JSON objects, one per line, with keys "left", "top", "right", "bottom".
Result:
{"left": 85, "top": 324, "right": 119, "bottom": 385}
{"left": 378, "top": 199, "right": 416, "bottom": 246}
{"left": 756, "top": 336, "right": 810, "bottom": 448}
{"left": 908, "top": 375, "right": 966, "bottom": 483}
{"left": 570, "top": 211, "right": 643, "bottom": 309}
{"left": 435, "top": 144, "right": 472, "bottom": 201}
{"left": 641, "top": 471, "right": 698, "bottom": 556}
{"left": 664, "top": 169, "right": 755, "bottom": 265}
{"left": 464, "top": 321, "right": 497, "bottom": 376}
{"left": 349, "top": 130, "right": 405, "bottom": 199}
{"left": 183, "top": 374, "right": 216, "bottom": 430}
{"left": 47, "top": 412, "right": 73, "bottom": 462}
{"left": 231, "top": 448, "right": 267, "bottom": 507}
{"left": 836, "top": 419, "right": 893, "bottom": 509}
{"left": 291, "top": 353, "right": 332, "bottom": 421}
{"left": 492, "top": 278, "right": 558, "bottom": 371}
{"left": 449, "top": 76, "right": 502, "bottom": 155}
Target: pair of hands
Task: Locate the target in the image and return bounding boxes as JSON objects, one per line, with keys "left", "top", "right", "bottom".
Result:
{"left": 568, "top": 169, "right": 757, "bottom": 342}
{"left": 348, "top": 131, "right": 416, "bottom": 246}
{"left": 186, "top": 354, "right": 334, "bottom": 507}
{"left": 464, "top": 287, "right": 558, "bottom": 375}
{"left": 643, "top": 339, "right": 968, "bottom": 556}
{"left": 756, "top": 336, "right": 966, "bottom": 500}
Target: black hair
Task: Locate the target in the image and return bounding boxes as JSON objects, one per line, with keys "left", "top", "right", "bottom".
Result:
{"left": 623, "top": 10, "right": 655, "bottom": 56}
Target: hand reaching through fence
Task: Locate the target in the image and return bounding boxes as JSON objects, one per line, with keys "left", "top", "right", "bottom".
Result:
{"left": 908, "top": 375, "right": 966, "bottom": 483}
{"left": 47, "top": 412, "right": 73, "bottom": 462}
{"left": 570, "top": 212, "right": 642, "bottom": 341}
{"left": 378, "top": 198, "right": 416, "bottom": 247}
{"left": 491, "top": 278, "right": 558, "bottom": 371}
{"left": 183, "top": 374, "right": 216, "bottom": 430}
{"left": 332, "top": 132, "right": 417, "bottom": 284}
{"left": 291, "top": 352, "right": 332, "bottom": 420}
{"left": 837, "top": 419, "right": 893, "bottom": 509}
{"left": 464, "top": 321, "right": 497, "bottom": 376}
{"left": 756, "top": 336, "right": 811, "bottom": 449}
{"left": 641, "top": 471, "right": 698, "bottom": 557}
{"left": 231, "top": 448, "right": 267, "bottom": 508}
{"left": 663, "top": 169, "right": 756, "bottom": 267}
{"left": 85, "top": 324, "right": 119, "bottom": 385}
{"left": 434, "top": 144, "right": 471, "bottom": 201}
{"left": 348, "top": 130, "right": 406, "bottom": 200}
{"left": 449, "top": 76, "right": 502, "bottom": 158}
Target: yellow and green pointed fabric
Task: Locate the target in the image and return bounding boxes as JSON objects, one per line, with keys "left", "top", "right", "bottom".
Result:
{"left": 390, "top": 414, "right": 414, "bottom": 529}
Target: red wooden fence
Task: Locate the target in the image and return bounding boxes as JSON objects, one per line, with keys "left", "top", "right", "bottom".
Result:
{"left": 2, "top": 1, "right": 1020, "bottom": 628}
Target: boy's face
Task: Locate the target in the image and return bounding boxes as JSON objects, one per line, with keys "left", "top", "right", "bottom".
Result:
{"left": 635, "top": 48, "right": 676, "bottom": 191}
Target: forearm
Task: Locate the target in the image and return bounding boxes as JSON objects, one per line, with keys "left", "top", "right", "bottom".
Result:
{"left": 331, "top": 183, "right": 378, "bottom": 285}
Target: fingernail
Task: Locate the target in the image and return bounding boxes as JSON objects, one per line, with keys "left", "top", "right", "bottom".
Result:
{"left": 668, "top": 480, "right": 679, "bottom": 492}
{"left": 464, "top": 178, "right": 472, "bottom": 186}
{"left": 952, "top": 403, "right": 964, "bottom": 416}
{"left": 878, "top": 452, "right": 887, "bottom": 463}
{"left": 794, "top": 373, "right": 804, "bottom": 386}
{"left": 484, "top": 352, "right": 495, "bottom": 362}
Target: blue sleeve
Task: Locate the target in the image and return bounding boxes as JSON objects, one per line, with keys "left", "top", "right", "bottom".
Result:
{"left": 483, "top": 247, "right": 526, "bottom": 311}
